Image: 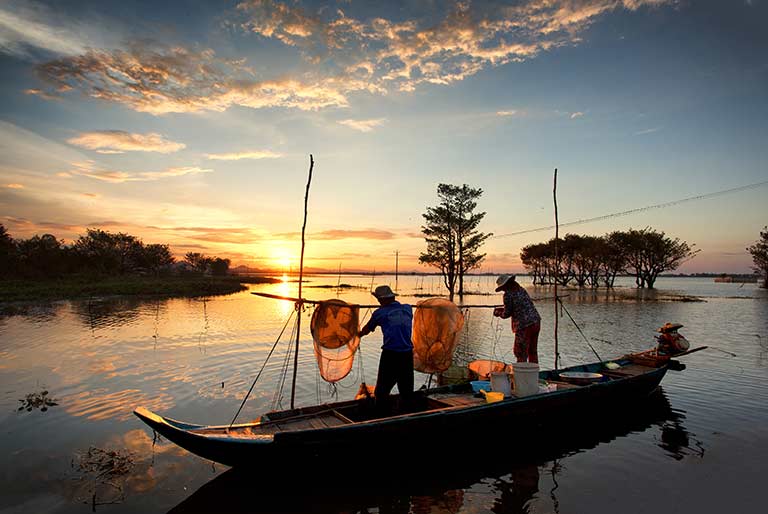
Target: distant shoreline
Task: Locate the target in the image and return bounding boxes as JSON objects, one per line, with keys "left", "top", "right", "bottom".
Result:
{"left": 0, "top": 275, "right": 281, "bottom": 303}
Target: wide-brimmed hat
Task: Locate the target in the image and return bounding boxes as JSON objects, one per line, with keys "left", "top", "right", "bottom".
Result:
{"left": 658, "top": 322, "right": 683, "bottom": 333}
{"left": 372, "top": 285, "right": 396, "bottom": 299}
{"left": 495, "top": 274, "right": 516, "bottom": 292}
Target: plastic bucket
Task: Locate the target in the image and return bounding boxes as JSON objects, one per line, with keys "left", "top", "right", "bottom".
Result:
{"left": 512, "top": 363, "right": 540, "bottom": 397}
{"left": 490, "top": 371, "right": 513, "bottom": 397}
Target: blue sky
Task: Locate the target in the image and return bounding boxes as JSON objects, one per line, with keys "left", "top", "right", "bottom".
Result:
{"left": 1, "top": 0, "right": 766, "bottom": 273}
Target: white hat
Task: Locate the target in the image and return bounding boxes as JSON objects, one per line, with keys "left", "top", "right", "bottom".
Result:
{"left": 495, "top": 274, "right": 516, "bottom": 292}
{"left": 372, "top": 285, "right": 396, "bottom": 299}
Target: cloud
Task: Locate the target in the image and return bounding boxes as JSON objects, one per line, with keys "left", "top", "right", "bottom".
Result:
{"left": 5, "top": 183, "right": 24, "bottom": 189}
{"left": 0, "top": 1, "right": 88, "bottom": 58}
{"left": 33, "top": 44, "right": 354, "bottom": 114}
{"left": 29, "top": 1, "right": 674, "bottom": 114}
{"left": 81, "top": 192, "right": 99, "bottom": 198}
{"left": 337, "top": 118, "right": 386, "bottom": 132}
{"left": 205, "top": 150, "right": 282, "bottom": 160}
{"left": 496, "top": 110, "right": 518, "bottom": 117}
{"left": 316, "top": 229, "right": 395, "bottom": 240}
{"left": 67, "top": 131, "right": 186, "bottom": 154}
{"left": 570, "top": 111, "right": 584, "bottom": 119}
{"left": 634, "top": 126, "right": 662, "bottom": 135}
{"left": 64, "top": 161, "right": 212, "bottom": 183}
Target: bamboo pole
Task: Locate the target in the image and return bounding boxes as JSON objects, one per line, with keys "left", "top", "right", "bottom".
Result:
{"left": 291, "top": 154, "right": 313, "bottom": 409}
{"left": 553, "top": 168, "right": 560, "bottom": 370}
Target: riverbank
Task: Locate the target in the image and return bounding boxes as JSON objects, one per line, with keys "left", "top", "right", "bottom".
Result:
{"left": 0, "top": 274, "right": 281, "bottom": 303}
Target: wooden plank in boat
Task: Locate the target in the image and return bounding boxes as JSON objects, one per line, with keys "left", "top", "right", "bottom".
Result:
{"left": 429, "top": 393, "right": 485, "bottom": 407}
{"left": 616, "top": 364, "right": 656, "bottom": 376}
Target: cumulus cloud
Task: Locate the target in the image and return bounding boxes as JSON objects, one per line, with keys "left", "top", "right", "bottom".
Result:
{"left": 570, "top": 111, "right": 585, "bottom": 119}
{"left": 64, "top": 161, "right": 212, "bottom": 183}
{"left": 30, "top": 1, "right": 673, "bottom": 114}
{"left": 68, "top": 130, "right": 186, "bottom": 154}
{"left": 205, "top": 150, "right": 282, "bottom": 160}
{"left": 337, "top": 118, "right": 386, "bottom": 132}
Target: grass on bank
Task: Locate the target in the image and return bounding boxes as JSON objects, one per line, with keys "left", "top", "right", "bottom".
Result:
{"left": 0, "top": 274, "right": 281, "bottom": 303}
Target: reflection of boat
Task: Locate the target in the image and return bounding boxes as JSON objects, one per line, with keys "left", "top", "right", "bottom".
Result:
{"left": 134, "top": 355, "right": 678, "bottom": 468}
{"left": 165, "top": 389, "right": 684, "bottom": 514}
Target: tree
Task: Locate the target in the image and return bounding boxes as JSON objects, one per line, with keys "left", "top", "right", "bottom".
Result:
{"left": 0, "top": 224, "right": 16, "bottom": 276}
{"left": 747, "top": 226, "right": 768, "bottom": 288}
{"left": 614, "top": 227, "right": 699, "bottom": 288}
{"left": 210, "top": 257, "right": 231, "bottom": 276}
{"left": 184, "top": 252, "right": 211, "bottom": 273}
{"left": 73, "top": 229, "right": 142, "bottom": 274}
{"left": 139, "top": 244, "right": 175, "bottom": 276}
{"left": 16, "top": 234, "right": 66, "bottom": 277}
{"left": 419, "top": 184, "right": 492, "bottom": 301}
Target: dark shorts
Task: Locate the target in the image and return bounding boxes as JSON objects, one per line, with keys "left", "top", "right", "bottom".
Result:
{"left": 375, "top": 349, "right": 414, "bottom": 399}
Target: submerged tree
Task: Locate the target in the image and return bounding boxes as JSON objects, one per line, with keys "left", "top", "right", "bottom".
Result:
{"left": 747, "top": 226, "right": 768, "bottom": 288}
{"left": 419, "top": 184, "right": 492, "bottom": 301}
{"left": 615, "top": 227, "right": 699, "bottom": 288}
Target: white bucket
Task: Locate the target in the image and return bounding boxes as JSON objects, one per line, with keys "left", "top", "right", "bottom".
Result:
{"left": 512, "top": 362, "right": 540, "bottom": 397}
{"left": 490, "top": 371, "right": 512, "bottom": 397}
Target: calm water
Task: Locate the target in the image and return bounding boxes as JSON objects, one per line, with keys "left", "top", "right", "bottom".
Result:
{"left": 1, "top": 275, "right": 766, "bottom": 513}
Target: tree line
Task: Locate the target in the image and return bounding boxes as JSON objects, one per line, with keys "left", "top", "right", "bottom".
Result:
{"left": 0, "top": 225, "right": 230, "bottom": 279}
{"left": 521, "top": 228, "right": 699, "bottom": 288}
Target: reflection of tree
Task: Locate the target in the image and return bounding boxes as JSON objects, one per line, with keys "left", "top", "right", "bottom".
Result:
{"left": 72, "top": 297, "right": 168, "bottom": 330}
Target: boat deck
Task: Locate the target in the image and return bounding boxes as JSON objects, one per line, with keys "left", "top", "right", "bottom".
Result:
{"left": 187, "top": 362, "right": 659, "bottom": 438}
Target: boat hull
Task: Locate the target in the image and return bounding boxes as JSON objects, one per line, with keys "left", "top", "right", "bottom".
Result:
{"left": 134, "top": 359, "right": 669, "bottom": 467}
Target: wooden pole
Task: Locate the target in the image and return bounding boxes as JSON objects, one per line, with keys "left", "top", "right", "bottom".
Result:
{"left": 553, "top": 168, "right": 560, "bottom": 370}
{"left": 395, "top": 250, "right": 399, "bottom": 293}
{"left": 291, "top": 154, "right": 313, "bottom": 409}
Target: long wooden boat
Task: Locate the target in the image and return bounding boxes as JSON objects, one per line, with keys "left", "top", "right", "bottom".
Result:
{"left": 134, "top": 354, "right": 680, "bottom": 467}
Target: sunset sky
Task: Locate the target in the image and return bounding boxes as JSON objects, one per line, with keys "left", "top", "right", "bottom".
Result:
{"left": 1, "top": 0, "right": 766, "bottom": 273}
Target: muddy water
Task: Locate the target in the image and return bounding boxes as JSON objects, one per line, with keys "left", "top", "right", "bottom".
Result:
{"left": 0, "top": 275, "right": 766, "bottom": 513}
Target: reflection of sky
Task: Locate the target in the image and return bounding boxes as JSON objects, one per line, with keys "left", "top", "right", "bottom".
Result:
{"left": 1, "top": 1, "right": 766, "bottom": 274}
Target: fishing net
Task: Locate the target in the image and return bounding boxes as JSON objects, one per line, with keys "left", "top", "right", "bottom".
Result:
{"left": 412, "top": 298, "right": 465, "bottom": 374}
{"left": 310, "top": 299, "right": 361, "bottom": 383}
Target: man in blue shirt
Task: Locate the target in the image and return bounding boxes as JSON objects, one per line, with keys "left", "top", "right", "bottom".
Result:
{"left": 359, "top": 285, "right": 414, "bottom": 413}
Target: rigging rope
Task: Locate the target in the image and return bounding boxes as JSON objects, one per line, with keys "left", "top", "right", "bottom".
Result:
{"left": 229, "top": 309, "right": 295, "bottom": 427}
{"left": 556, "top": 297, "right": 602, "bottom": 363}
{"left": 493, "top": 179, "right": 768, "bottom": 239}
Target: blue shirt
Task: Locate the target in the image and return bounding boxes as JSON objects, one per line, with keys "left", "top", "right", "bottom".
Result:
{"left": 362, "top": 301, "right": 414, "bottom": 352}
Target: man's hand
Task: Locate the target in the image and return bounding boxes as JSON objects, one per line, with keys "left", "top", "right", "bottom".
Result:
{"left": 493, "top": 306, "right": 504, "bottom": 318}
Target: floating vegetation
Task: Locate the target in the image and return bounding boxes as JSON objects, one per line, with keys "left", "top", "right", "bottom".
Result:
{"left": 18, "top": 390, "right": 58, "bottom": 412}
{"left": 72, "top": 446, "right": 135, "bottom": 510}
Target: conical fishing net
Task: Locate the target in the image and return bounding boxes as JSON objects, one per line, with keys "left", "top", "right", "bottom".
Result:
{"left": 310, "top": 299, "right": 361, "bottom": 383}
{"left": 412, "top": 298, "right": 465, "bottom": 373}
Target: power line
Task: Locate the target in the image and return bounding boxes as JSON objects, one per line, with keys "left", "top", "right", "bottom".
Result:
{"left": 493, "top": 179, "right": 768, "bottom": 239}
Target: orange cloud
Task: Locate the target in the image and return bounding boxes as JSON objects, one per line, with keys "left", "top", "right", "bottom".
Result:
{"left": 337, "top": 118, "right": 386, "bottom": 132}
{"left": 68, "top": 130, "right": 186, "bottom": 153}
{"left": 64, "top": 161, "right": 212, "bottom": 182}
{"left": 205, "top": 150, "right": 282, "bottom": 160}
{"left": 29, "top": 1, "right": 673, "bottom": 114}
{"left": 5, "top": 183, "right": 24, "bottom": 188}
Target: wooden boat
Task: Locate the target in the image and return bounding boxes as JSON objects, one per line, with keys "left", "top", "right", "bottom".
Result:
{"left": 134, "top": 354, "right": 681, "bottom": 467}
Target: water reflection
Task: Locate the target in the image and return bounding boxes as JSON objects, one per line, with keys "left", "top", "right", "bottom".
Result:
{"left": 164, "top": 390, "right": 695, "bottom": 514}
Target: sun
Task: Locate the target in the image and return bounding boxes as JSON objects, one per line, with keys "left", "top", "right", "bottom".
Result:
{"left": 269, "top": 247, "right": 294, "bottom": 272}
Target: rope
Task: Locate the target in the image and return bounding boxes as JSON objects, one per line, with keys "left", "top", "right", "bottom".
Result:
{"left": 556, "top": 297, "right": 602, "bottom": 363}
{"left": 229, "top": 309, "right": 295, "bottom": 427}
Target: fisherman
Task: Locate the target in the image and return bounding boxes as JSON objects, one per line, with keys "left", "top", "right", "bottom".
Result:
{"left": 358, "top": 285, "right": 415, "bottom": 413}
{"left": 492, "top": 274, "right": 541, "bottom": 363}
{"left": 655, "top": 322, "right": 690, "bottom": 356}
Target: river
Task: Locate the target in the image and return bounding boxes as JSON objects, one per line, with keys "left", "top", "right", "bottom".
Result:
{"left": 1, "top": 275, "right": 766, "bottom": 513}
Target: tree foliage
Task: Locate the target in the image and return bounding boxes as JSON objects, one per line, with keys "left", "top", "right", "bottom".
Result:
{"left": 419, "top": 184, "right": 492, "bottom": 300}
{"left": 520, "top": 227, "right": 698, "bottom": 289}
{"left": 747, "top": 226, "right": 768, "bottom": 288}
